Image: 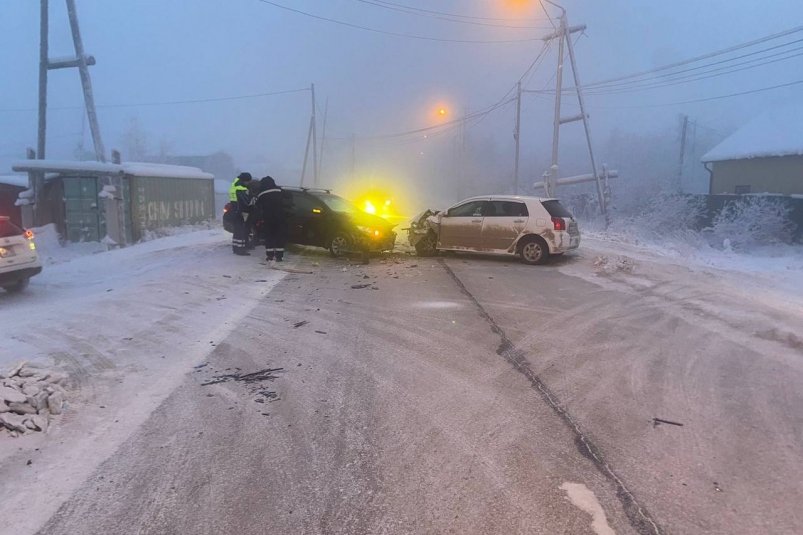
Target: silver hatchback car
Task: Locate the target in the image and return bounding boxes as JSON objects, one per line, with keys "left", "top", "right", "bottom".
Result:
{"left": 408, "top": 196, "right": 580, "bottom": 265}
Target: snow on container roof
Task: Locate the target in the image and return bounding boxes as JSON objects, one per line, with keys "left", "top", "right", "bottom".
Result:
{"left": 121, "top": 162, "right": 213, "bottom": 180}
{"left": 11, "top": 160, "right": 124, "bottom": 175}
{"left": 702, "top": 103, "right": 803, "bottom": 163}
{"left": 0, "top": 175, "right": 29, "bottom": 188}
{"left": 10, "top": 160, "right": 212, "bottom": 180}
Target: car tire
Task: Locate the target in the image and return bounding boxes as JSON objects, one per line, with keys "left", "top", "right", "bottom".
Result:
{"left": 414, "top": 232, "right": 438, "bottom": 257}
{"left": 3, "top": 278, "right": 29, "bottom": 293}
{"left": 519, "top": 236, "right": 550, "bottom": 265}
{"left": 329, "top": 233, "right": 352, "bottom": 258}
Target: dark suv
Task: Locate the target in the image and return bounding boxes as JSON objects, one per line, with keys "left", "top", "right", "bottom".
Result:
{"left": 283, "top": 188, "right": 397, "bottom": 257}
{"left": 224, "top": 188, "right": 397, "bottom": 257}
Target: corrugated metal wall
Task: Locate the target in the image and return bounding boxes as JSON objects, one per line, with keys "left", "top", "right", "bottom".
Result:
{"left": 128, "top": 176, "right": 214, "bottom": 241}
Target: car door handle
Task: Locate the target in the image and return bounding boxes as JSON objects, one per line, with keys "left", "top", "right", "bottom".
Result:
{"left": 472, "top": 219, "right": 482, "bottom": 223}
{"left": 513, "top": 219, "right": 525, "bottom": 223}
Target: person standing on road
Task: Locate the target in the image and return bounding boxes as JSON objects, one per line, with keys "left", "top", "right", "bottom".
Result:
{"left": 254, "top": 176, "right": 288, "bottom": 262}
{"left": 228, "top": 172, "right": 253, "bottom": 256}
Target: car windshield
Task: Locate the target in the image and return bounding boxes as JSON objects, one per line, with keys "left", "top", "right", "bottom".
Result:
{"left": 318, "top": 193, "right": 358, "bottom": 213}
{"left": 0, "top": 219, "right": 23, "bottom": 238}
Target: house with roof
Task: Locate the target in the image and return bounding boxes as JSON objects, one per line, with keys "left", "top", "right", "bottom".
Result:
{"left": 702, "top": 104, "right": 803, "bottom": 196}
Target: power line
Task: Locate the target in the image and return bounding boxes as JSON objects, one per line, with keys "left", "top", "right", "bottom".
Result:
{"left": 355, "top": 0, "right": 542, "bottom": 23}
{"left": 587, "top": 79, "right": 803, "bottom": 109}
{"left": 255, "top": 0, "right": 542, "bottom": 43}
{"left": 353, "top": 0, "right": 549, "bottom": 29}
{"left": 581, "top": 47, "right": 803, "bottom": 96}
{"left": 0, "top": 87, "right": 311, "bottom": 113}
{"left": 581, "top": 24, "right": 803, "bottom": 89}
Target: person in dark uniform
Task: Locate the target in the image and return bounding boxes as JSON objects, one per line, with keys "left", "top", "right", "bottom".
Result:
{"left": 254, "top": 176, "right": 288, "bottom": 262}
{"left": 228, "top": 172, "right": 253, "bottom": 255}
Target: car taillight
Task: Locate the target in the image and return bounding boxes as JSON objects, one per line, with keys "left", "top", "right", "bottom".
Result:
{"left": 551, "top": 217, "right": 566, "bottom": 231}
{"left": 24, "top": 229, "right": 34, "bottom": 240}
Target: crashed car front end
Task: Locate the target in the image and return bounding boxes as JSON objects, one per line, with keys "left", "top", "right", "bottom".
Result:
{"left": 406, "top": 209, "right": 440, "bottom": 247}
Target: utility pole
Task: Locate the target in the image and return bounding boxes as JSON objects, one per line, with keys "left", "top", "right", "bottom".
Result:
{"left": 300, "top": 84, "right": 318, "bottom": 187}
{"left": 34, "top": 0, "right": 104, "bottom": 225}
{"left": 677, "top": 114, "right": 689, "bottom": 192}
{"left": 66, "top": 0, "right": 105, "bottom": 162}
{"left": 317, "top": 98, "right": 329, "bottom": 186}
{"left": 311, "top": 83, "right": 318, "bottom": 186}
{"left": 529, "top": 4, "right": 612, "bottom": 223}
{"left": 513, "top": 80, "right": 522, "bottom": 195}
{"left": 37, "top": 0, "right": 48, "bottom": 162}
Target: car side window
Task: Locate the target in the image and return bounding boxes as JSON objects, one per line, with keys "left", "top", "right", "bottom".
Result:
{"left": 487, "top": 201, "right": 528, "bottom": 217}
{"left": 289, "top": 192, "right": 320, "bottom": 215}
{"left": 447, "top": 201, "right": 486, "bottom": 217}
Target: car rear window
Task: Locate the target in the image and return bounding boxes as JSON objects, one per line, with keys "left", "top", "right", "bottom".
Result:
{"left": 0, "top": 219, "right": 23, "bottom": 238}
{"left": 541, "top": 200, "right": 573, "bottom": 218}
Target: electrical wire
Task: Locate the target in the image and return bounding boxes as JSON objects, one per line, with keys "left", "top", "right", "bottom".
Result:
{"left": 586, "top": 79, "right": 803, "bottom": 109}
{"left": 580, "top": 24, "right": 803, "bottom": 89}
{"left": 352, "top": 0, "right": 549, "bottom": 30}
{"left": 356, "top": 0, "right": 542, "bottom": 23}
{"left": 0, "top": 87, "right": 311, "bottom": 113}
{"left": 255, "top": 0, "right": 542, "bottom": 43}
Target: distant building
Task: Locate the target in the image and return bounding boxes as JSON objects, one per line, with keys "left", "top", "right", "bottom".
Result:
{"left": 702, "top": 105, "right": 803, "bottom": 195}
{"left": 11, "top": 160, "right": 214, "bottom": 244}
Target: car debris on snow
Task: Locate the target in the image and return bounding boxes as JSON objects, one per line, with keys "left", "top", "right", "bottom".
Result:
{"left": 0, "top": 361, "right": 68, "bottom": 438}
{"left": 593, "top": 255, "right": 636, "bottom": 274}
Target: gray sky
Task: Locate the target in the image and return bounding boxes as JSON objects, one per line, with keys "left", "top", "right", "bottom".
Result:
{"left": 2, "top": 0, "right": 802, "bottom": 199}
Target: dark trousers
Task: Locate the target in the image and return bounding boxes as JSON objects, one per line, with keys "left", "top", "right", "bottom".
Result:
{"left": 232, "top": 214, "right": 248, "bottom": 253}
{"left": 262, "top": 219, "right": 287, "bottom": 260}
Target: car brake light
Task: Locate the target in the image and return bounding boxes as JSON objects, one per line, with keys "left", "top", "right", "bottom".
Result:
{"left": 24, "top": 229, "right": 34, "bottom": 240}
{"left": 551, "top": 217, "right": 566, "bottom": 231}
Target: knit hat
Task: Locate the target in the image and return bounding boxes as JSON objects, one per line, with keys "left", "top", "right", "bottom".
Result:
{"left": 237, "top": 172, "right": 253, "bottom": 182}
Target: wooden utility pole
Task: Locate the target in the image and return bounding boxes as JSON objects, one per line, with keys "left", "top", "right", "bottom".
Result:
{"left": 513, "top": 80, "right": 522, "bottom": 194}
{"left": 677, "top": 114, "right": 689, "bottom": 192}
{"left": 311, "top": 83, "right": 318, "bottom": 186}
{"left": 66, "top": 0, "right": 105, "bottom": 162}
{"left": 37, "top": 0, "right": 49, "bottom": 161}
{"left": 317, "top": 98, "right": 329, "bottom": 186}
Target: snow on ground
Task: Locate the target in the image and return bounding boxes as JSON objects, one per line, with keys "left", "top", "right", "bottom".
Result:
{"left": 0, "top": 227, "right": 286, "bottom": 534}
{"left": 561, "top": 233, "right": 803, "bottom": 353}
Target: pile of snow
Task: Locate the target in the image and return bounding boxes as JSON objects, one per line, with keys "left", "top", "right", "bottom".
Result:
{"left": 709, "top": 195, "right": 796, "bottom": 250}
{"left": 0, "top": 362, "right": 68, "bottom": 438}
{"left": 31, "top": 224, "right": 106, "bottom": 265}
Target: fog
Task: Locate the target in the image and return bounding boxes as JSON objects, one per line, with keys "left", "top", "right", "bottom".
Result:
{"left": 2, "top": 0, "right": 802, "bottom": 213}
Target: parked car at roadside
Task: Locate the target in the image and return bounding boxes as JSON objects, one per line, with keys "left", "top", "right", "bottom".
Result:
{"left": 407, "top": 195, "right": 580, "bottom": 265}
{"left": 0, "top": 216, "right": 42, "bottom": 292}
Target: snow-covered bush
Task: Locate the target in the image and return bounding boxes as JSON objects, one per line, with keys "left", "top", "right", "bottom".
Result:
{"left": 709, "top": 196, "right": 796, "bottom": 250}
{"left": 605, "top": 192, "right": 705, "bottom": 243}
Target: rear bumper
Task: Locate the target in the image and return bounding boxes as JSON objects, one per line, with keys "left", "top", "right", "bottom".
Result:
{"left": 550, "top": 231, "right": 581, "bottom": 253}
{"left": 0, "top": 266, "right": 42, "bottom": 286}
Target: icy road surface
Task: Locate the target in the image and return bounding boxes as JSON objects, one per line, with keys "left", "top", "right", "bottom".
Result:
{"left": 1, "top": 230, "right": 802, "bottom": 534}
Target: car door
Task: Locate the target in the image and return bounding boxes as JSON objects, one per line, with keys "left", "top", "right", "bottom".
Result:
{"left": 481, "top": 200, "right": 529, "bottom": 251}
{"left": 437, "top": 200, "right": 488, "bottom": 250}
{"left": 287, "top": 191, "right": 325, "bottom": 246}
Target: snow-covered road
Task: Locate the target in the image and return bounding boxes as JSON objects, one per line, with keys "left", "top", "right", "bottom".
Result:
{"left": 0, "top": 228, "right": 285, "bottom": 533}
{"left": 1, "top": 228, "right": 801, "bottom": 534}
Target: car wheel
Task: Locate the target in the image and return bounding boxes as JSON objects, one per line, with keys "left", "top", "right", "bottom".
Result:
{"left": 519, "top": 236, "right": 550, "bottom": 265}
{"left": 3, "top": 278, "right": 29, "bottom": 293}
{"left": 329, "top": 233, "right": 352, "bottom": 257}
{"left": 414, "top": 232, "right": 437, "bottom": 257}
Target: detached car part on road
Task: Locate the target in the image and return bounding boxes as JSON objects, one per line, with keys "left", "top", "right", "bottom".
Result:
{"left": 224, "top": 188, "right": 397, "bottom": 257}
{"left": 408, "top": 196, "right": 580, "bottom": 265}
{"left": 0, "top": 216, "right": 42, "bottom": 292}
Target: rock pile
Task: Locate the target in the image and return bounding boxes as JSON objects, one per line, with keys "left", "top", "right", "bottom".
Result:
{"left": 0, "top": 361, "right": 68, "bottom": 438}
